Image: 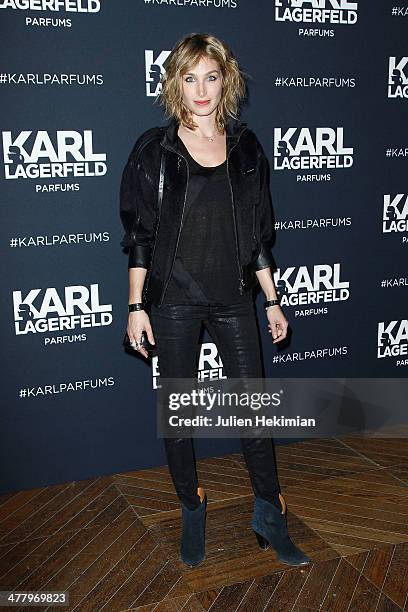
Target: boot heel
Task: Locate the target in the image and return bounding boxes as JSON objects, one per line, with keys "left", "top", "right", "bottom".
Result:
{"left": 251, "top": 496, "right": 311, "bottom": 566}
{"left": 253, "top": 529, "right": 269, "bottom": 550}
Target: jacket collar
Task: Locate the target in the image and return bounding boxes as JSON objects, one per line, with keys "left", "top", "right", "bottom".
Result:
{"left": 160, "top": 114, "right": 247, "bottom": 156}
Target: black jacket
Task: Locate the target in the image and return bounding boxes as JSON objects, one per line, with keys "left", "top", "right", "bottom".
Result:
{"left": 119, "top": 115, "right": 276, "bottom": 307}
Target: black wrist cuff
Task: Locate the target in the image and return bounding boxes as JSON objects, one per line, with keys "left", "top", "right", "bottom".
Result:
{"left": 264, "top": 299, "right": 280, "bottom": 309}
{"left": 128, "top": 303, "right": 145, "bottom": 312}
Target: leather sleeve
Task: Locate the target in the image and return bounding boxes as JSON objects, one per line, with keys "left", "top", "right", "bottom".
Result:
{"left": 251, "top": 145, "right": 276, "bottom": 271}
{"left": 119, "top": 144, "right": 157, "bottom": 270}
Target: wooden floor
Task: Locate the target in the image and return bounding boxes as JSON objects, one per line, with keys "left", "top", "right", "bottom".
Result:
{"left": 0, "top": 434, "right": 407, "bottom": 611}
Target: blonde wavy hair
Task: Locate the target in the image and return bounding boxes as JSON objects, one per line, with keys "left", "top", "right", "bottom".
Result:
{"left": 156, "top": 33, "right": 248, "bottom": 133}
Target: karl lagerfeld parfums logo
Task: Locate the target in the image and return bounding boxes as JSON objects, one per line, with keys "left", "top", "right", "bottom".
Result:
{"left": 151, "top": 341, "right": 228, "bottom": 389}
{"left": 274, "top": 0, "right": 358, "bottom": 24}
{"left": 273, "top": 263, "right": 350, "bottom": 307}
{"left": 382, "top": 194, "right": 408, "bottom": 234}
{"left": 145, "top": 49, "right": 171, "bottom": 97}
{"left": 377, "top": 320, "right": 408, "bottom": 362}
{"left": 13, "top": 283, "right": 112, "bottom": 335}
{"left": 273, "top": 127, "right": 353, "bottom": 171}
{"left": 0, "top": 0, "right": 100, "bottom": 12}
{"left": 2, "top": 130, "right": 107, "bottom": 180}
{"left": 388, "top": 57, "right": 408, "bottom": 99}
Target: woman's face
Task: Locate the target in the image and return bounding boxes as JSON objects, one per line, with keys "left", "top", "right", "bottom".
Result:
{"left": 180, "top": 56, "right": 223, "bottom": 119}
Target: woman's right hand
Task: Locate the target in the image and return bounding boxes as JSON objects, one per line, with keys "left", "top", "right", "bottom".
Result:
{"left": 127, "top": 310, "right": 156, "bottom": 359}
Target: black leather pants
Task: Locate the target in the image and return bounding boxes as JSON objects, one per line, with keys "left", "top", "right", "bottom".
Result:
{"left": 149, "top": 301, "right": 281, "bottom": 510}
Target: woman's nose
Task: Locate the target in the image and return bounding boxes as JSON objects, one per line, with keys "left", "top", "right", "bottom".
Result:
{"left": 197, "top": 82, "right": 206, "bottom": 97}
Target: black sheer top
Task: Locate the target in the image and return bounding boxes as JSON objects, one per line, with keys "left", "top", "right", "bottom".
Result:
{"left": 162, "top": 136, "right": 252, "bottom": 306}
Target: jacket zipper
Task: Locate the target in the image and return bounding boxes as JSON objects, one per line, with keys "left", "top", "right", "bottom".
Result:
{"left": 142, "top": 209, "right": 160, "bottom": 304}
{"left": 252, "top": 204, "right": 257, "bottom": 243}
{"left": 226, "top": 154, "right": 245, "bottom": 295}
{"left": 158, "top": 145, "right": 189, "bottom": 306}
{"left": 134, "top": 213, "right": 141, "bottom": 242}
{"left": 142, "top": 153, "right": 166, "bottom": 304}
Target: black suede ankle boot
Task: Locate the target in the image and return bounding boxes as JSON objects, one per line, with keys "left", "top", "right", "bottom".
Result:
{"left": 180, "top": 487, "right": 207, "bottom": 568}
{"left": 252, "top": 494, "right": 311, "bottom": 566}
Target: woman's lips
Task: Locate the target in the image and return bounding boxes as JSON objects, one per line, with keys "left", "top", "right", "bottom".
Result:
{"left": 194, "top": 100, "right": 210, "bottom": 105}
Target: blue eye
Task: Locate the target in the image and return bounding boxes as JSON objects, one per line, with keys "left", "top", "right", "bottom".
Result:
{"left": 184, "top": 75, "right": 217, "bottom": 82}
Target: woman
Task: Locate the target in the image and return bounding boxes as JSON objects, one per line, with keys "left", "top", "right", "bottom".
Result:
{"left": 120, "top": 33, "right": 310, "bottom": 569}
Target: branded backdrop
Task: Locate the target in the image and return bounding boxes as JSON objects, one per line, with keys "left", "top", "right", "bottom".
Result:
{"left": 1, "top": 0, "right": 407, "bottom": 493}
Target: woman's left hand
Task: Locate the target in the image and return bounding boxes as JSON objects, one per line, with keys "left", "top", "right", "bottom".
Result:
{"left": 266, "top": 305, "right": 288, "bottom": 343}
